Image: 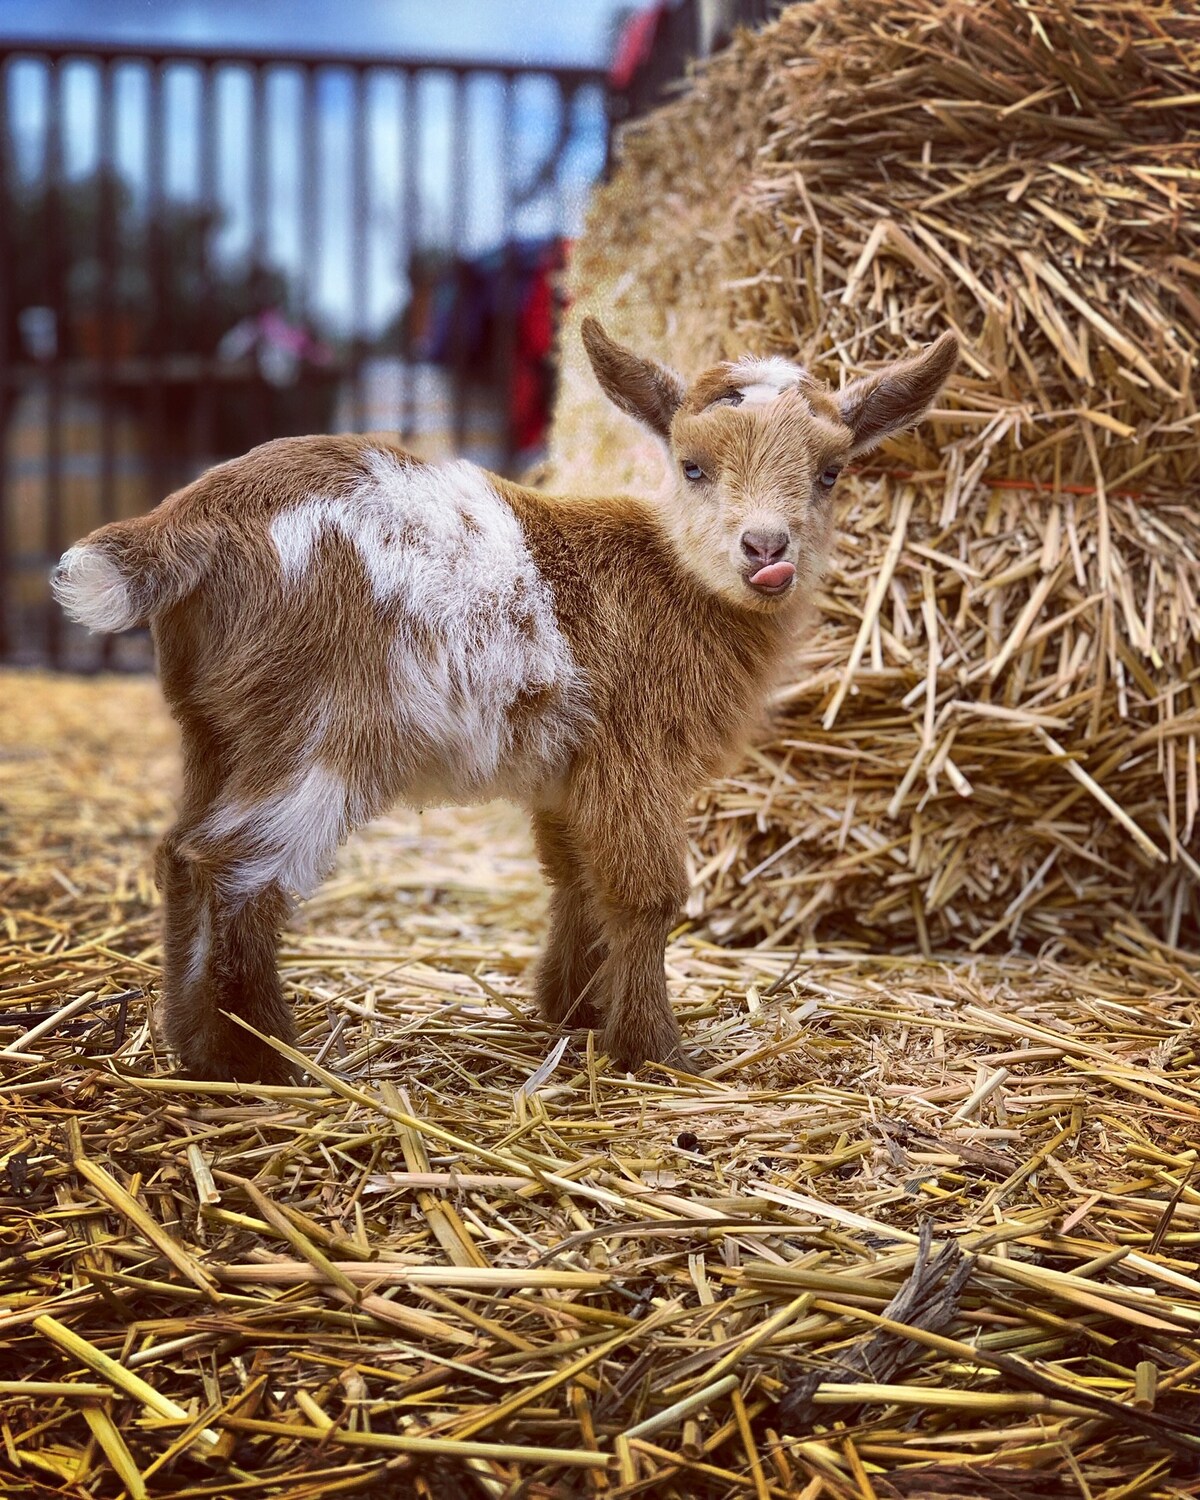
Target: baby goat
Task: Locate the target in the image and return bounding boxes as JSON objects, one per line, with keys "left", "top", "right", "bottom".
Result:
{"left": 54, "top": 319, "right": 957, "bottom": 1082}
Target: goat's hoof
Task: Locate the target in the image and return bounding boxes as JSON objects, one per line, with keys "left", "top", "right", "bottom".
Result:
{"left": 249, "top": 1053, "right": 303, "bottom": 1087}
{"left": 565, "top": 1000, "right": 602, "bottom": 1032}
{"left": 536, "top": 992, "right": 601, "bottom": 1032}
{"left": 642, "top": 1046, "right": 703, "bottom": 1078}
{"left": 603, "top": 1019, "right": 689, "bottom": 1077}
{"left": 174, "top": 1042, "right": 300, "bottom": 1087}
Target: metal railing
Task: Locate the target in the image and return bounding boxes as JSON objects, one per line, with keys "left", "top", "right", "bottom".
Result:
{"left": 0, "top": 39, "right": 607, "bottom": 667}
{"left": 0, "top": 6, "right": 788, "bottom": 671}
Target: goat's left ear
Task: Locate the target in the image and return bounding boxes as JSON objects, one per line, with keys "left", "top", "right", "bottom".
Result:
{"left": 837, "top": 331, "right": 959, "bottom": 457}
{"left": 582, "top": 316, "right": 687, "bottom": 440}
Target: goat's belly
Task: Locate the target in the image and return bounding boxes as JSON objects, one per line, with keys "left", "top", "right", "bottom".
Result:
{"left": 371, "top": 534, "right": 588, "bottom": 805}
{"left": 388, "top": 672, "right": 586, "bottom": 810}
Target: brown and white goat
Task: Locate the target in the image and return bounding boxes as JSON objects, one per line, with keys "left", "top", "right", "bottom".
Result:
{"left": 54, "top": 319, "right": 957, "bottom": 1082}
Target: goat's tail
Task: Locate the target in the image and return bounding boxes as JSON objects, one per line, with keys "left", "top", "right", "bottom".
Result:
{"left": 52, "top": 511, "right": 207, "bottom": 634}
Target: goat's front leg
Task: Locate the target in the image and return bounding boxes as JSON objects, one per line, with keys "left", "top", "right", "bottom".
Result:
{"left": 569, "top": 771, "right": 688, "bottom": 1072}
{"left": 598, "top": 904, "right": 685, "bottom": 1072}
{"left": 531, "top": 812, "right": 606, "bottom": 1032}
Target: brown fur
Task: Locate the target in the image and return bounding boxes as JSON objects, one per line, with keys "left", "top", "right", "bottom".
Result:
{"left": 500, "top": 479, "right": 791, "bottom": 1068}
{"left": 54, "top": 324, "right": 957, "bottom": 1080}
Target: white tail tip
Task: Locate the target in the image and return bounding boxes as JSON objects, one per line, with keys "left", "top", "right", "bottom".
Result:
{"left": 51, "top": 545, "right": 139, "bottom": 633}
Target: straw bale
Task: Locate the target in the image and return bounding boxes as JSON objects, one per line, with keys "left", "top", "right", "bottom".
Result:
{"left": 3, "top": 670, "right": 1200, "bottom": 1496}
{"left": 551, "top": 0, "right": 1200, "bottom": 953}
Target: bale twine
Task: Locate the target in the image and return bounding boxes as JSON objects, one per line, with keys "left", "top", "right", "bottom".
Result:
{"left": 550, "top": 0, "right": 1200, "bottom": 955}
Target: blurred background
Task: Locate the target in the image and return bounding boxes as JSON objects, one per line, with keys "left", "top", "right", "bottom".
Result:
{"left": 0, "top": 0, "right": 779, "bottom": 669}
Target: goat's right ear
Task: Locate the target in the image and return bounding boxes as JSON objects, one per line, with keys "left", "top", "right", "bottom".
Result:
{"left": 581, "top": 316, "right": 686, "bottom": 440}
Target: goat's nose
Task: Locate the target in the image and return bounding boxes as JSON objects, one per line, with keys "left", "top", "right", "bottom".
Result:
{"left": 740, "top": 527, "right": 790, "bottom": 565}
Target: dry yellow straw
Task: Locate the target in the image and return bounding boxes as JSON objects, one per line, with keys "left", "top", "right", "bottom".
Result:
{"left": 33, "top": 1316, "right": 219, "bottom": 1456}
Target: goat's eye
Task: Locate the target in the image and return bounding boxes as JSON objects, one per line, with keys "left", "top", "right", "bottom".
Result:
{"left": 818, "top": 465, "right": 841, "bottom": 490}
{"left": 682, "top": 460, "right": 706, "bottom": 483}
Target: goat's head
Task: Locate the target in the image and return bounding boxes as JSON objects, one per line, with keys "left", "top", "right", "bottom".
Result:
{"left": 582, "top": 317, "right": 958, "bottom": 611}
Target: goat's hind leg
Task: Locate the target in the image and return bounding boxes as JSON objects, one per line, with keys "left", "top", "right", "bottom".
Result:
{"left": 158, "top": 826, "right": 299, "bottom": 1083}
{"left": 173, "top": 877, "right": 299, "bottom": 1086}
{"left": 153, "top": 713, "right": 283, "bottom": 1082}
{"left": 156, "top": 828, "right": 213, "bottom": 1061}
{"left": 159, "top": 761, "right": 353, "bottom": 1082}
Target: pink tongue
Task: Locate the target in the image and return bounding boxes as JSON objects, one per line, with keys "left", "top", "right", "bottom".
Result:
{"left": 751, "top": 561, "right": 795, "bottom": 589}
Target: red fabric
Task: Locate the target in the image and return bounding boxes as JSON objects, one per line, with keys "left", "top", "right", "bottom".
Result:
{"left": 511, "top": 243, "right": 562, "bottom": 452}
{"left": 609, "top": 4, "right": 667, "bottom": 90}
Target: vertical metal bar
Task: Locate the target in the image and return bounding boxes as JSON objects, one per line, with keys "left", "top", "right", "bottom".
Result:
{"left": 158, "top": 70, "right": 178, "bottom": 376}
{"left": 546, "top": 81, "right": 574, "bottom": 472}
{"left": 601, "top": 72, "right": 616, "bottom": 180}
{"left": 350, "top": 65, "right": 368, "bottom": 433}
{"left": 97, "top": 57, "right": 117, "bottom": 669}
{"left": 299, "top": 64, "right": 320, "bottom": 435}
{"left": 400, "top": 67, "right": 420, "bottom": 445}
{"left": 299, "top": 66, "right": 317, "bottom": 337}
{"left": 553, "top": 83, "right": 574, "bottom": 237}
{"left": 146, "top": 59, "right": 167, "bottom": 518}
{"left": 0, "top": 57, "right": 12, "bottom": 662}
{"left": 44, "top": 57, "right": 65, "bottom": 667}
{"left": 496, "top": 71, "right": 518, "bottom": 473}
{"left": 449, "top": 69, "right": 468, "bottom": 455}
{"left": 193, "top": 59, "right": 216, "bottom": 470}
{"left": 249, "top": 61, "right": 269, "bottom": 444}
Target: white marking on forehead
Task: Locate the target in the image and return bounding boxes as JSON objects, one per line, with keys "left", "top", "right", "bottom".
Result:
{"left": 725, "top": 354, "right": 807, "bottom": 409}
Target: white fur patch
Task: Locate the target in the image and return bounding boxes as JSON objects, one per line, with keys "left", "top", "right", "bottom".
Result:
{"left": 269, "top": 456, "right": 527, "bottom": 606}
{"left": 726, "top": 355, "right": 807, "bottom": 408}
{"left": 269, "top": 452, "right": 586, "bottom": 805}
{"left": 184, "top": 902, "right": 212, "bottom": 988}
{"left": 51, "top": 545, "right": 139, "bottom": 633}
{"left": 201, "top": 763, "right": 350, "bottom": 903}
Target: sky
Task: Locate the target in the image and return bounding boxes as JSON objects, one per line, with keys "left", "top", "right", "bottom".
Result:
{"left": 0, "top": 1, "right": 632, "bottom": 67}
{"left": 0, "top": 2, "right": 631, "bottom": 335}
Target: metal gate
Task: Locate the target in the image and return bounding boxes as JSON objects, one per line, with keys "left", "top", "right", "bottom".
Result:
{"left": 0, "top": 39, "right": 607, "bottom": 668}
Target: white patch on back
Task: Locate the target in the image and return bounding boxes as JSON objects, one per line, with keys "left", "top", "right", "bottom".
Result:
{"left": 725, "top": 354, "right": 807, "bottom": 408}
{"left": 269, "top": 453, "right": 586, "bottom": 806}
{"left": 269, "top": 457, "right": 522, "bottom": 604}
{"left": 200, "top": 763, "right": 350, "bottom": 903}
{"left": 51, "top": 544, "right": 139, "bottom": 632}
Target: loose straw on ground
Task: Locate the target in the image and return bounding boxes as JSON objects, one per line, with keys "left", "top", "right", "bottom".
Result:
{"left": 2, "top": 669, "right": 1199, "bottom": 1494}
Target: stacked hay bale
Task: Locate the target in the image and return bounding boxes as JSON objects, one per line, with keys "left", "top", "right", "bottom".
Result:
{"left": 551, "top": 0, "right": 1200, "bottom": 955}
